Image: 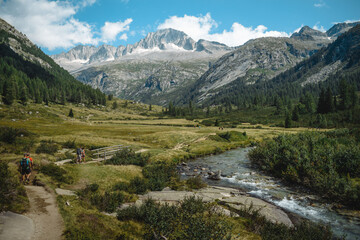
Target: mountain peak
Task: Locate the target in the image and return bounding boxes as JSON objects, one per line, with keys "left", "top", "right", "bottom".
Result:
{"left": 326, "top": 21, "right": 360, "bottom": 38}
{"left": 291, "top": 26, "right": 328, "bottom": 41}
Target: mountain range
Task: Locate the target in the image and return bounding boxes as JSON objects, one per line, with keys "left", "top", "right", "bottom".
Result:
{"left": 52, "top": 21, "right": 359, "bottom": 106}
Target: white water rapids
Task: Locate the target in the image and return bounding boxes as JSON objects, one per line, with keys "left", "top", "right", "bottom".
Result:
{"left": 182, "top": 148, "right": 360, "bottom": 239}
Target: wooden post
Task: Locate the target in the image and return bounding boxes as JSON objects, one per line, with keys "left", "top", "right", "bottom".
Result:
{"left": 104, "top": 150, "right": 106, "bottom": 160}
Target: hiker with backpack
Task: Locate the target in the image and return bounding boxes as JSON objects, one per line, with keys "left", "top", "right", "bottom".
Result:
{"left": 26, "top": 153, "right": 33, "bottom": 169}
{"left": 76, "top": 147, "right": 82, "bottom": 164}
{"left": 19, "top": 153, "right": 31, "bottom": 184}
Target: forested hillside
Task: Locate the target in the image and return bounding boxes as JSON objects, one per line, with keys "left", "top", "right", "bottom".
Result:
{"left": 0, "top": 19, "right": 106, "bottom": 106}
{"left": 180, "top": 24, "right": 360, "bottom": 128}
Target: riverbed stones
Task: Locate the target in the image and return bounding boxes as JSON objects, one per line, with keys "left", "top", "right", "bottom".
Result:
{"left": 135, "top": 186, "right": 293, "bottom": 227}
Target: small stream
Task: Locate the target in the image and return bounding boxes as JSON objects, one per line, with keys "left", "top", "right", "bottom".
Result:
{"left": 180, "top": 147, "right": 360, "bottom": 240}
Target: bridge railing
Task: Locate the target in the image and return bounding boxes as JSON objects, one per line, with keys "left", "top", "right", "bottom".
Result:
{"left": 92, "top": 145, "right": 128, "bottom": 160}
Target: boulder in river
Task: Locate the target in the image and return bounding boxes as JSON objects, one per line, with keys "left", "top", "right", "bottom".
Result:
{"left": 208, "top": 170, "right": 221, "bottom": 180}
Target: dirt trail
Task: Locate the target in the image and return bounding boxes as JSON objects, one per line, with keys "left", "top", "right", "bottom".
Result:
{"left": 24, "top": 185, "right": 64, "bottom": 240}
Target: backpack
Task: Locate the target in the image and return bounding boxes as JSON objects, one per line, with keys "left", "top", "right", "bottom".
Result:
{"left": 21, "top": 158, "right": 30, "bottom": 170}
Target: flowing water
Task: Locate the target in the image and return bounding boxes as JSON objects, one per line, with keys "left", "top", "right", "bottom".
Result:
{"left": 182, "top": 147, "right": 360, "bottom": 239}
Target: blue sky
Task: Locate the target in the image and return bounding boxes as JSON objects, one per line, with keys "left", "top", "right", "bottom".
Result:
{"left": 0, "top": 0, "right": 359, "bottom": 55}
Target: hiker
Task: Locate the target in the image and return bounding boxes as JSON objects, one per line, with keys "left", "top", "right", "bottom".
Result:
{"left": 27, "top": 153, "right": 33, "bottom": 169}
{"left": 19, "top": 153, "right": 31, "bottom": 184}
{"left": 81, "top": 147, "right": 86, "bottom": 163}
{"left": 76, "top": 147, "right": 82, "bottom": 164}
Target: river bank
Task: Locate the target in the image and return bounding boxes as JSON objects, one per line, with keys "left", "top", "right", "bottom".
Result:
{"left": 177, "top": 147, "right": 360, "bottom": 239}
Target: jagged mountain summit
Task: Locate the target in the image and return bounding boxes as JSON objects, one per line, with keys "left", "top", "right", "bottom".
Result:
{"left": 52, "top": 28, "right": 232, "bottom": 72}
{"left": 52, "top": 28, "right": 232, "bottom": 105}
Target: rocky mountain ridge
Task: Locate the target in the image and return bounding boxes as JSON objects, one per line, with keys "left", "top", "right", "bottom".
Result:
{"left": 52, "top": 28, "right": 232, "bottom": 72}
{"left": 52, "top": 21, "right": 359, "bottom": 106}
{"left": 183, "top": 22, "right": 360, "bottom": 104}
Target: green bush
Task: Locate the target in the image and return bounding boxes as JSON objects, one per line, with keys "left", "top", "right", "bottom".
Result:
{"left": 128, "top": 176, "right": 148, "bottom": 194}
{"left": 62, "top": 139, "right": 76, "bottom": 149}
{"left": 0, "top": 161, "right": 28, "bottom": 212}
{"left": 201, "top": 119, "right": 214, "bottom": 126}
{"left": 117, "top": 197, "right": 232, "bottom": 240}
{"left": 91, "top": 191, "right": 124, "bottom": 213}
{"left": 39, "top": 163, "right": 72, "bottom": 184}
{"left": 142, "top": 162, "right": 177, "bottom": 191}
{"left": 186, "top": 175, "right": 207, "bottom": 190}
{"left": 105, "top": 148, "right": 149, "bottom": 167}
{"left": 36, "top": 140, "right": 58, "bottom": 155}
{"left": 248, "top": 130, "right": 360, "bottom": 209}
{"left": 0, "top": 126, "right": 33, "bottom": 144}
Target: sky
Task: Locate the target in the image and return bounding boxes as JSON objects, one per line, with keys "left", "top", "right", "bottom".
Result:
{"left": 0, "top": 0, "right": 359, "bottom": 55}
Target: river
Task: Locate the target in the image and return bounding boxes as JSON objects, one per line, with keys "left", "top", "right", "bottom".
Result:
{"left": 181, "top": 147, "right": 360, "bottom": 240}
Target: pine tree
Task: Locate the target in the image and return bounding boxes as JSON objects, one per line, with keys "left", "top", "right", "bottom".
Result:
{"left": 112, "top": 101, "right": 118, "bottom": 109}
{"left": 3, "top": 79, "right": 15, "bottom": 105}
{"left": 339, "top": 79, "right": 351, "bottom": 110}
{"left": 68, "top": 108, "right": 74, "bottom": 118}
{"left": 285, "top": 111, "right": 292, "bottom": 128}
{"left": 292, "top": 106, "right": 299, "bottom": 121}
{"left": 149, "top": 104, "right": 152, "bottom": 111}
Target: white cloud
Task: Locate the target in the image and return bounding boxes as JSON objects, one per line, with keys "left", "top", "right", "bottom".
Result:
{"left": 332, "top": 19, "right": 360, "bottom": 24}
{"left": 101, "top": 19, "right": 132, "bottom": 42}
{"left": 119, "top": 33, "right": 128, "bottom": 41}
{"left": 314, "top": 0, "right": 326, "bottom": 8}
{"left": 313, "top": 22, "right": 326, "bottom": 32}
{"left": 158, "top": 13, "right": 289, "bottom": 47}
{"left": 0, "top": 0, "right": 132, "bottom": 50}
{"left": 293, "top": 24, "right": 304, "bottom": 33}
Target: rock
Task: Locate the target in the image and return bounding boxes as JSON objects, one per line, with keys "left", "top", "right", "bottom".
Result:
{"left": 193, "top": 169, "right": 198, "bottom": 172}
{"left": 201, "top": 168, "right": 206, "bottom": 171}
{"left": 66, "top": 201, "right": 71, "bottom": 206}
{"left": 208, "top": 170, "right": 221, "bottom": 180}
{"left": 181, "top": 162, "right": 187, "bottom": 166}
{"left": 222, "top": 197, "right": 293, "bottom": 227}
{"left": 55, "top": 188, "right": 77, "bottom": 196}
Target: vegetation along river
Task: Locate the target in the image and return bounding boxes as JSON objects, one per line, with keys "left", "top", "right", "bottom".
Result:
{"left": 181, "top": 147, "right": 360, "bottom": 239}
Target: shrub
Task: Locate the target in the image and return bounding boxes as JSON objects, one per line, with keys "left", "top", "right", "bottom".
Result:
{"left": 117, "top": 197, "right": 232, "bottom": 239}
{"left": 36, "top": 140, "right": 58, "bottom": 155}
{"left": 0, "top": 126, "right": 34, "bottom": 144}
{"left": 39, "top": 163, "right": 72, "bottom": 184}
{"left": 186, "top": 175, "right": 207, "bottom": 190}
{"left": 201, "top": 119, "right": 214, "bottom": 126}
{"left": 128, "top": 176, "right": 148, "bottom": 194}
{"left": 62, "top": 139, "right": 76, "bottom": 149}
{"left": 91, "top": 191, "right": 124, "bottom": 213}
{"left": 142, "top": 162, "right": 177, "bottom": 191}
{"left": 0, "top": 161, "right": 28, "bottom": 212}
{"left": 105, "top": 148, "right": 149, "bottom": 167}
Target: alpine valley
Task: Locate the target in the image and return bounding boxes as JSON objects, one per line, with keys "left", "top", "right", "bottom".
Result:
{"left": 52, "top": 22, "right": 359, "bottom": 106}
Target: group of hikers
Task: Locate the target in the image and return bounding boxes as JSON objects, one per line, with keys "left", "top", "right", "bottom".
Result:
{"left": 18, "top": 147, "right": 85, "bottom": 184}
{"left": 76, "top": 147, "right": 86, "bottom": 164}
{"left": 19, "top": 153, "right": 33, "bottom": 184}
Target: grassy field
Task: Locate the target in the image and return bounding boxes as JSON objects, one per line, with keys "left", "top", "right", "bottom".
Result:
{"left": 0, "top": 100, "right": 323, "bottom": 239}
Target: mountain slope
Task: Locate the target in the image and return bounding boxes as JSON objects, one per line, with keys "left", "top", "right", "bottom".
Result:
{"left": 200, "top": 24, "right": 360, "bottom": 107}
{"left": 183, "top": 26, "right": 332, "bottom": 103}
{"left": 0, "top": 18, "right": 106, "bottom": 105}
{"left": 52, "top": 28, "right": 232, "bottom": 105}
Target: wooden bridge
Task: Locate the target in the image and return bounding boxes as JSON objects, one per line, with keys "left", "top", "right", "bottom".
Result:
{"left": 92, "top": 144, "right": 129, "bottom": 160}
{"left": 55, "top": 145, "right": 129, "bottom": 165}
